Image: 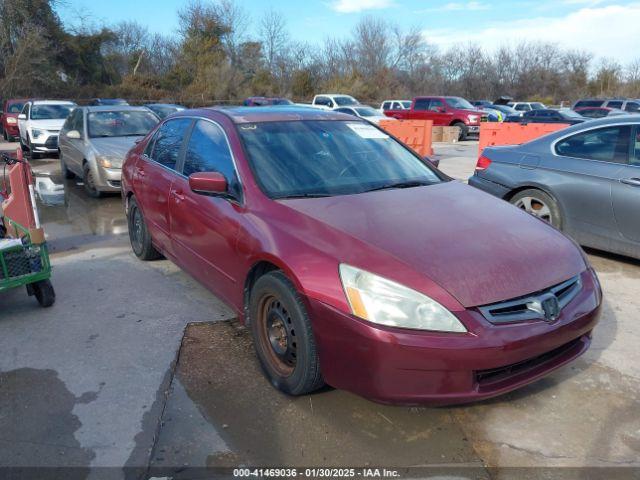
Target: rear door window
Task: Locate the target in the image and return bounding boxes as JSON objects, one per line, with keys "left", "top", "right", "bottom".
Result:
{"left": 413, "top": 99, "right": 430, "bottom": 111}
{"left": 607, "top": 100, "right": 623, "bottom": 109}
{"left": 632, "top": 127, "right": 640, "bottom": 166}
{"left": 150, "top": 118, "right": 192, "bottom": 170}
{"left": 382, "top": 102, "right": 391, "bottom": 110}
{"left": 555, "top": 126, "right": 631, "bottom": 164}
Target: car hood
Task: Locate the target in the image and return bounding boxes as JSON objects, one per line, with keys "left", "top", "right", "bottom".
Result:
{"left": 281, "top": 181, "right": 586, "bottom": 307}
{"left": 91, "top": 136, "right": 142, "bottom": 163}
{"left": 29, "top": 119, "right": 66, "bottom": 131}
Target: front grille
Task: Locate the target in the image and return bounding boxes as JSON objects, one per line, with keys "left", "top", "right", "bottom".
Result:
{"left": 44, "top": 136, "right": 58, "bottom": 148}
{"left": 108, "top": 180, "right": 121, "bottom": 188}
{"left": 475, "top": 337, "right": 584, "bottom": 387}
{"left": 478, "top": 275, "right": 582, "bottom": 324}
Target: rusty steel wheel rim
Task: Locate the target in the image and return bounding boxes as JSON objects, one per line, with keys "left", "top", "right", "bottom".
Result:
{"left": 257, "top": 294, "right": 297, "bottom": 377}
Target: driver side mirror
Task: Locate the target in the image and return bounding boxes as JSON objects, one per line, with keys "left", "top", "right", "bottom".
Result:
{"left": 189, "top": 171, "right": 227, "bottom": 196}
{"left": 66, "top": 130, "right": 81, "bottom": 139}
{"left": 437, "top": 107, "right": 446, "bottom": 113}
{"left": 18, "top": 113, "right": 26, "bottom": 120}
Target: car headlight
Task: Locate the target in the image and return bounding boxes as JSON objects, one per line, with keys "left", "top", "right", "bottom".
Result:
{"left": 7, "top": 117, "right": 17, "bottom": 125}
{"left": 31, "top": 129, "right": 44, "bottom": 139}
{"left": 339, "top": 264, "right": 467, "bottom": 332}
{"left": 468, "top": 115, "right": 478, "bottom": 123}
{"left": 96, "top": 156, "right": 121, "bottom": 168}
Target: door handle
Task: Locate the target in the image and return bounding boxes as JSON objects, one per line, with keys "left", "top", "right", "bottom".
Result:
{"left": 171, "top": 190, "right": 185, "bottom": 202}
{"left": 621, "top": 177, "right": 640, "bottom": 187}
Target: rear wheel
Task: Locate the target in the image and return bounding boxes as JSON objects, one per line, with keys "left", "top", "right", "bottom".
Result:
{"left": 453, "top": 121, "right": 468, "bottom": 141}
{"left": 510, "top": 189, "right": 562, "bottom": 229}
{"left": 60, "top": 151, "right": 75, "bottom": 179}
{"left": 250, "top": 271, "right": 324, "bottom": 395}
{"left": 127, "top": 196, "right": 161, "bottom": 260}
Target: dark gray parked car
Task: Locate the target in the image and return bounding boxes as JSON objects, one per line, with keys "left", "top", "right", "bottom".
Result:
{"left": 469, "top": 115, "right": 640, "bottom": 260}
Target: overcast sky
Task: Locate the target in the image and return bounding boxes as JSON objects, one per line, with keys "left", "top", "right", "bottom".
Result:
{"left": 56, "top": 0, "right": 640, "bottom": 64}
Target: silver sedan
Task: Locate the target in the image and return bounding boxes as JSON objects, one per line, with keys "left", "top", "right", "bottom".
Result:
{"left": 58, "top": 106, "right": 159, "bottom": 197}
{"left": 469, "top": 115, "right": 640, "bottom": 260}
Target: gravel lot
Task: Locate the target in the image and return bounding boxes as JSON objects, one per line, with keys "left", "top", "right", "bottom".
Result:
{"left": 0, "top": 140, "right": 638, "bottom": 479}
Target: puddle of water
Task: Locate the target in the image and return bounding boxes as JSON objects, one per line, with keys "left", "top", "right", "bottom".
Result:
{"left": 173, "top": 322, "right": 484, "bottom": 469}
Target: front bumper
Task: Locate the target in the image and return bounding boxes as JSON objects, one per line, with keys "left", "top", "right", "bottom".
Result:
{"left": 95, "top": 165, "right": 122, "bottom": 192}
{"left": 468, "top": 173, "right": 511, "bottom": 198}
{"left": 3, "top": 122, "right": 19, "bottom": 136}
{"left": 467, "top": 125, "right": 480, "bottom": 134}
{"left": 308, "top": 269, "right": 600, "bottom": 405}
{"left": 31, "top": 133, "right": 60, "bottom": 153}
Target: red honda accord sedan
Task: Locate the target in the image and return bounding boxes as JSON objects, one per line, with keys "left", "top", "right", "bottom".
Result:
{"left": 122, "top": 106, "right": 602, "bottom": 405}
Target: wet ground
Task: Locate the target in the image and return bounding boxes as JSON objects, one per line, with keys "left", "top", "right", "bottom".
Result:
{"left": 0, "top": 141, "right": 639, "bottom": 479}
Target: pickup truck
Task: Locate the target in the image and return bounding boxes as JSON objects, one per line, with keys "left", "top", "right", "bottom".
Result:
{"left": 383, "top": 96, "right": 485, "bottom": 140}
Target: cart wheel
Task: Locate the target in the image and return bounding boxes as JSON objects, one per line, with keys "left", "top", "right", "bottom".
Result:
{"left": 28, "top": 279, "right": 56, "bottom": 308}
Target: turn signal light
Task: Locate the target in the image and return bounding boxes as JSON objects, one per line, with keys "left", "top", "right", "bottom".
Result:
{"left": 476, "top": 155, "right": 492, "bottom": 171}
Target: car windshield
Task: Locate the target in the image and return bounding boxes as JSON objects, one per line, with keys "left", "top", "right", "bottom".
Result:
{"left": 148, "top": 106, "right": 179, "bottom": 119}
{"left": 445, "top": 97, "right": 475, "bottom": 110}
{"left": 561, "top": 109, "right": 583, "bottom": 118}
{"left": 272, "top": 99, "right": 293, "bottom": 105}
{"left": 8, "top": 102, "right": 25, "bottom": 113}
{"left": 88, "top": 110, "right": 159, "bottom": 138}
{"left": 353, "top": 107, "right": 380, "bottom": 117}
{"left": 401, "top": 101, "right": 412, "bottom": 108}
{"left": 31, "top": 104, "right": 75, "bottom": 120}
{"left": 531, "top": 103, "right": 546, "bottom": 110}
{"left": 334, "top": 96, "right": 358, "bottom": 106}
{"left": 239, "top": 120, "right": 441, "bottom": 199}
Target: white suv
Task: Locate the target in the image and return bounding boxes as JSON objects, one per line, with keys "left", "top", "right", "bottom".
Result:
{"left": 311, "top": 94, "right": 360, "bottom": 110}
{"left": 18, "top": 100, "right": 76, "bottom": 158}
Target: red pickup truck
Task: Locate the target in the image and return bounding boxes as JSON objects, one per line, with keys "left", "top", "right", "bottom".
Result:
{"left": 383, "top": 96, "right": 485, "bottom": 140}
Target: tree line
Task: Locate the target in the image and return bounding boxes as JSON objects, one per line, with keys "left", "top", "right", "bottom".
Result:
{"left": 1, "top": 0, "right": 639, "bottom": 106}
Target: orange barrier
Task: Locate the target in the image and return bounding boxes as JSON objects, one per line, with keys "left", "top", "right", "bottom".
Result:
{"left": 1, "top": 148, "right": 37, "bottom": 237}
{"left": 478, "top": 122, "right": 570, "bottom": 154}
{"left": 379, "top": 119, "right": 433, "bottom": 157}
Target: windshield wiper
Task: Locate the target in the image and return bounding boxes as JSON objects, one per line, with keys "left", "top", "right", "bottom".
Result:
{"left": 363, "top": 180, "right": 431, "bottom": 193}
{"left": 275, "top": 193, "right": 332, "bottom": 199}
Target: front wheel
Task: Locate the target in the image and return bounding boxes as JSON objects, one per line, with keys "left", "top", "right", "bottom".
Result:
{"left": 510, "top": 189, "right": 562, "bottom": 229}
{"left": 127, "top": 196, "right": 162, "bottom": 260}
{"left": 28, "top": 279, "right": 56, "bottom": 307}
{"left": 250, "top": 271, "right": 324, "bottom": 395}
{"left": 83, "top": 164, "right": 103, "bottom": 198}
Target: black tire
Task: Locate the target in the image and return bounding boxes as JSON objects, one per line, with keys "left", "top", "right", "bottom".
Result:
{"left": 250, "top": 271, "right": 324, "bottom": 395}
{"left": 27, "top": 136, "right": 40, "bottom": 160}
{"left": 127, "top": 196, "right": 162, "bottom": 260}
{"left": 2, "top": 129, "right": 6, "bottom": 142}
{"left": 29, "top": 279, "right": 56, "bottom": 308}
{"left": 453, "top": 121, "right": 468, "bottom": 141}
{"left": 83, "top": 164, "right": 103, "bottom": 198}
{"left": 59, "top": 151, "right": 75, "bottom": 179}
{"left": 510, "top": 188, "right": 562, "bottom": 229}
{"left": 19, "top": 136, "right": 28, "bottom": 152}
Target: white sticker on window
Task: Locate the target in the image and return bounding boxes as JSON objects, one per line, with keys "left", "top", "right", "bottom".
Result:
{"left": 346, "top": 123, "right": 389, "bottom": 139}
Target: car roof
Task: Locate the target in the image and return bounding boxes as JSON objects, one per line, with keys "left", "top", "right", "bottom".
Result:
{"left": 174, "top": 105, "right": 356, "bottom": 124}
{"left": 145, "top": 103, "right": 184, "bottom": 108}
{"left": 32, "top": 100, "right": 76, "bottom": 105}
{"left": 84, "top": 105, "right": 155, "bottom": 113}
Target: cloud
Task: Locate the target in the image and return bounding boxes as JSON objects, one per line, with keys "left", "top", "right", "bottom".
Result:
{"left": 329, "top": 0, "right": 395, "bottom": 13}
{"left": 424, "top": 4, "right": 640, "bottom": 63}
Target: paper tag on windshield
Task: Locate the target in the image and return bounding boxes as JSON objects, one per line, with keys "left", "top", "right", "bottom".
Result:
{"left": 346, "top": 123, "right": 389, "bottom": 139}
